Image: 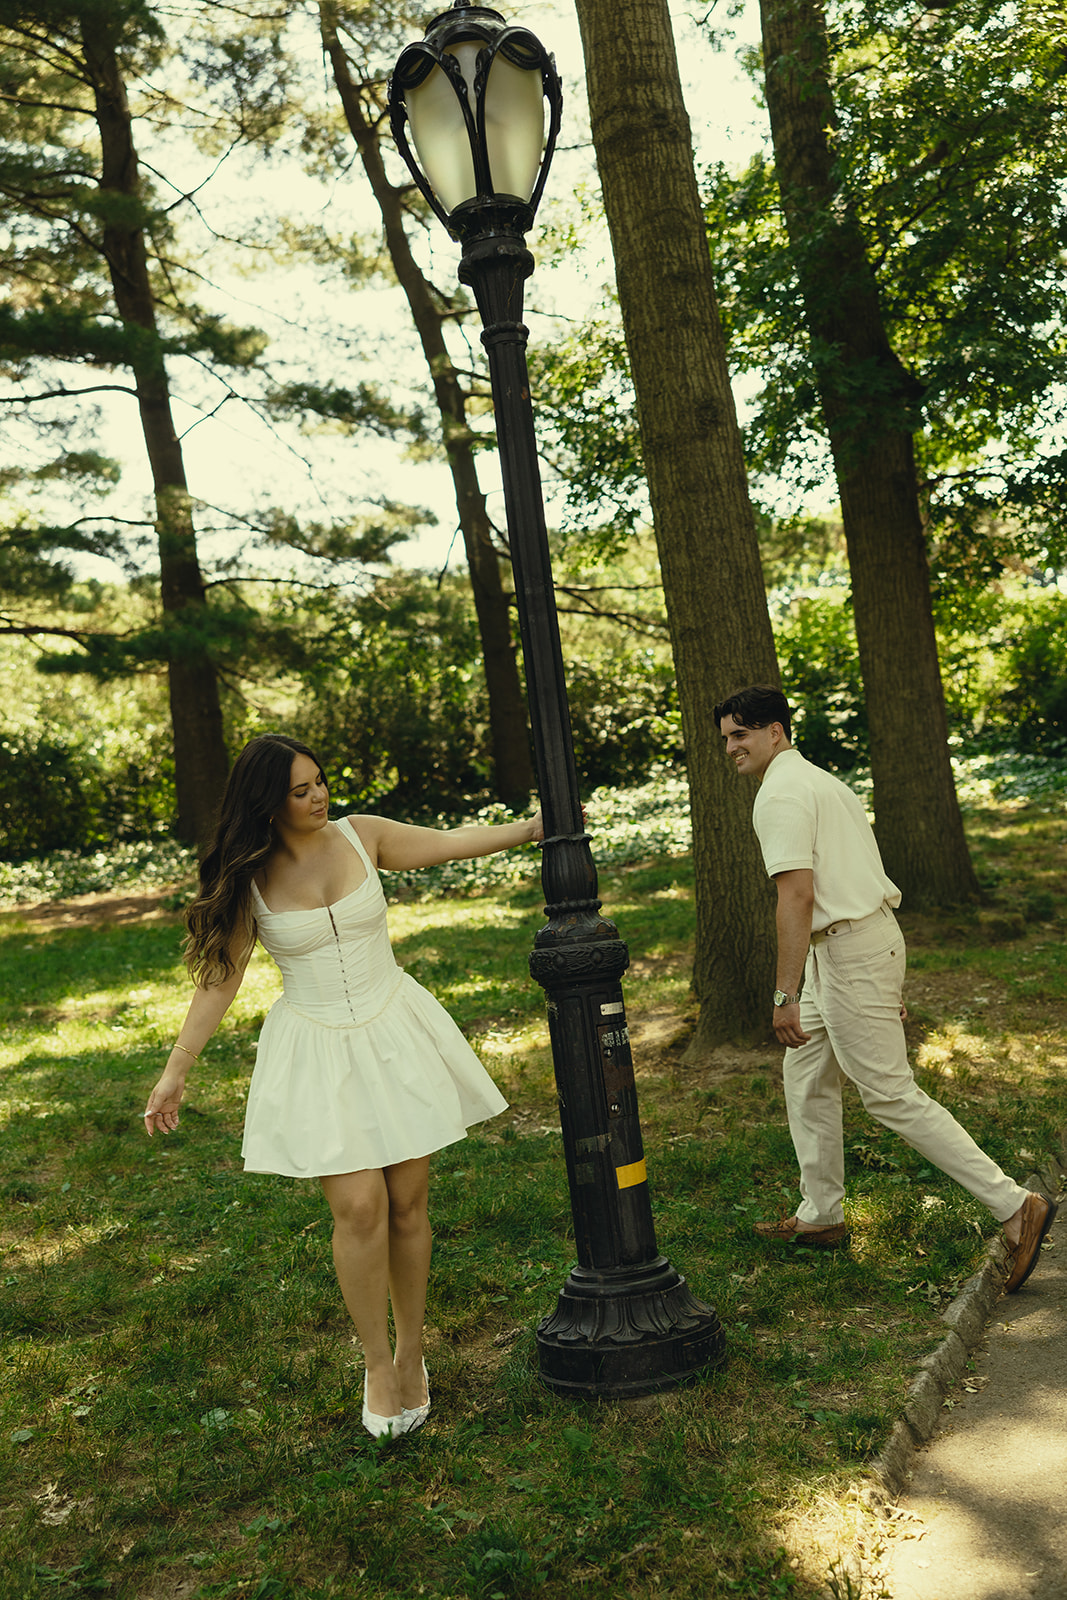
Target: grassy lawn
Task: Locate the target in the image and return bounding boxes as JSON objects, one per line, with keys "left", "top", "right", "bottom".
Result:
{"left": 1, "top": 782, "right": 1065, "bottom": 1600}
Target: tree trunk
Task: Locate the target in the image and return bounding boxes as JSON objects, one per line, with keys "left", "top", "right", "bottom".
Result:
{"left": 81, "top": 26, "right": 229, "bottom": 850}
{"left": 759, "top": 0, "right": 980, "bottom": 904}
{"left": 574, "top": 0, "right": 780, "bottom": 1049}
{"left": 321, "top": 5, "right": 535, "bottom": 808}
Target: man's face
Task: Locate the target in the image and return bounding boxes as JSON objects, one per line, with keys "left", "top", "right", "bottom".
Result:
{"left": 719, "top": 714, "right": 783, "bottom": 781}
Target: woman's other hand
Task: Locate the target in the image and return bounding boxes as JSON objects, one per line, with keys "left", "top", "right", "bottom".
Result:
{"left": 143, "top": 1067, "right": 186, "bottom": 1136}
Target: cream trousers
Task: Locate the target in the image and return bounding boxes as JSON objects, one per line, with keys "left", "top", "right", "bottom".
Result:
{"left": 786, "top": 906, "right": 1027, "bottom": 1226}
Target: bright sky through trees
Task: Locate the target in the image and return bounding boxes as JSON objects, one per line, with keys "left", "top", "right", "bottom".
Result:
{"left": 57, "top": 0, "right": 766, "bottom": 585}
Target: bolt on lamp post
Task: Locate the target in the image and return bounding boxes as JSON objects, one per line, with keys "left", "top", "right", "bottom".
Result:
{"left": 389, "top": 0, "right": 725, "bottom": 1398}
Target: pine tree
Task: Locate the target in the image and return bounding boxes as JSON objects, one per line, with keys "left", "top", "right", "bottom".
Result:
{"left": 0, "top": 1, "right": 242, "bottom": 845}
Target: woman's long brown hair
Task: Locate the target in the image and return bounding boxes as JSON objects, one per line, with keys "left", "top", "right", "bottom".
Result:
{"left": 184, "top": 735, "right": 327, "bottom": 986}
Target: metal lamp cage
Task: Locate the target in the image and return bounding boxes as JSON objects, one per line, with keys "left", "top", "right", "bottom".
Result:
{"left": 388, "top": 3, "right": 563, "bottom": 240}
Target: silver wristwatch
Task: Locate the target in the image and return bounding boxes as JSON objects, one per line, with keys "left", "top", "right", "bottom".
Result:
{"left": 773, "top": 989, "right": 801, "bottom": 1007}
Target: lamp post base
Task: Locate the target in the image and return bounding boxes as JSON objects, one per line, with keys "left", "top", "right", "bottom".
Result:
{"left": 535, "top": 1257, "right": 727, "bottom": 1398}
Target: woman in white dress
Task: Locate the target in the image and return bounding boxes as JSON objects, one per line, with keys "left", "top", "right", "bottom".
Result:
{"left": 143, "top": 735, "right": 542, "bottom": 1440}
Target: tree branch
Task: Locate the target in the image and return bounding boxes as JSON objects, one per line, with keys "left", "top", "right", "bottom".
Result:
{"left": 0, "top": 383, "right": 139, "bottom": 403}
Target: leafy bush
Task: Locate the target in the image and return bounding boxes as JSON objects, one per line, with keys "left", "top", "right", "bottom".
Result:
{"left": 772, "top": 583, "right": 868, "bottom": 770}
{"left": 773, "top": 577, "right": 1067, "bottom": 763}
{"left": 565, "top": 648, "right": 682, "bottom": 789}
{"left": 295, "top": 574, "right": 496, "bottom": 815}
{"left": 990, "top": 590, "right": 1067, "bottom": 752}
{"left": 0, "top": 734, "right": 99, "bottom": 857}
{"left": 954, "top": 750, "right": 1067, "bottom": 806}
{"left": 0, "top": 728, "right": 175, "bottom": 861}
{"left": 291, "top": 568, "right": 681, "bottom": 816}
{"left": 377, "top": 770, "right": 695, "bottom": 900}
{"left": 2, "top": 756, "right": 1063, "bottom": 909}
{"left": 0, "top": 639, "right": 176, "bottom": 861}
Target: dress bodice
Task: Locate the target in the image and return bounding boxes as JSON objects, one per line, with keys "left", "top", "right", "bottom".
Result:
{"left": 250, "top": 820, "right": 402, "bottom": 1026}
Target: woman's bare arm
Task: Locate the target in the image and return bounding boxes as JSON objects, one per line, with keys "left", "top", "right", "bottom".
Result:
{"left": 143, "top": 947, "right": 252, "bottom": 1135}
{"left": 353, "top": 810, "right": 543, "bottom": 873}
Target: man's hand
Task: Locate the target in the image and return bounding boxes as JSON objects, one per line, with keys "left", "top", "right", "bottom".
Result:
{"left": 773, "top": 1000, "right": 810, "bottom": 1048}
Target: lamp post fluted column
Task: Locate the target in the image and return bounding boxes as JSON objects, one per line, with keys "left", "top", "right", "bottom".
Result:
{"left": 390, "top": 1, "right": 726, "bottom": 1397}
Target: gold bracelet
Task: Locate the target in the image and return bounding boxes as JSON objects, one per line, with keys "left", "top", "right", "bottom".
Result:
{"left": 171, "top": 1042, "right": 199, "bottom": 1063}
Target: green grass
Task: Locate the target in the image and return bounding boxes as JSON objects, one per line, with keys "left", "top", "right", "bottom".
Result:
{"left": 2, "top": 780, "right": 1066, "bottom": 1599}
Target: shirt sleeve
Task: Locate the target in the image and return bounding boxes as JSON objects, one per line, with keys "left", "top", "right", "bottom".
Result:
{"left": 753, "top": 789, "right": 816, "bottom": 879}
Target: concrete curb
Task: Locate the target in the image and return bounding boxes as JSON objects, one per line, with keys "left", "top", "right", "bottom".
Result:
{"left": 867, "top": 1146, "right": 1067, "bottom": 1502}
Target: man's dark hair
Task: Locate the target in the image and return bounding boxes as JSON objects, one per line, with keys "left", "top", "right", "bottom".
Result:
{"left": 712, "top": 685, "right": 792, "bottom": 742}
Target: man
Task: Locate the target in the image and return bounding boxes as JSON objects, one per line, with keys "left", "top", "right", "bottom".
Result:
{"left": 714, "top": 684, "right": 1054, "bottom": 1292}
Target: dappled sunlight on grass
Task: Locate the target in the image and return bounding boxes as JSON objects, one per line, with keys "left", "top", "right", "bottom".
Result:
{"left": 431, "top": 974, "right": 512, "bottom": 1003}
{"left": 917, "top": 1023, "right": 991, "bottom": 1076}
{"left": 468, "top": 1018, "right": 549, "bottom": 1061}
{"left": 0, "top": 1092, "right": 76, "bottom": 1127}
{"left": 387, "top": 896, "right": 534, "bottom": 939}
{"left": 3, "top": 1215, "right": 131, "bottom": 1271}
{"left": 917, "top": 1024, "right": 1067, "bottom": 1088}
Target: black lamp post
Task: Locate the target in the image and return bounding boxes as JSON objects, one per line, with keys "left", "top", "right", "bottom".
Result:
{"left": 389, "top": 0, "right": 725, "bottom": 1398}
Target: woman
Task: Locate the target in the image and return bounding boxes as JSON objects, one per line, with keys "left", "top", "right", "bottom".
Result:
{"left": 143, "top": 734, "right": 542, "bottom": 1440}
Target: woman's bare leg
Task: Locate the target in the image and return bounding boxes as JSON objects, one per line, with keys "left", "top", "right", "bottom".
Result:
{"left": 385, "top": 1156, "right": 432, "bottom": 1409}
{"left": 320, "top": 1168, "right": 401, "bottom": 1419}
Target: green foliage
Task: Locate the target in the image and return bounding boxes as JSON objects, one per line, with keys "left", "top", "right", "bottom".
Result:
{"left": 269, "top": 554, "right": 679, "bottom": 818}
{"left": 266, "top": 380, "right": 430, "bottom": 441}
{"left": 549, "top": 535, "right": 680, "bottom": 787}
{"left": 260, "top": 504, "right": 422, "bottom": 567}
{"left": 987, "top": 589, "right": 1067, "bottom": 753}
{"left": 772, "top": 583, "right": 867, "bottom": 771}
{"left": 0, "top": 2, "right": 381, "bottom": 744}
{"left": 704, "top": 0, "right": 1067, "bottom": 570}
{"left": 291, "top": 570, "right": 495, "bottom": 814}
{"left": 0, "top": 518, "right": 126, "bottom": 604}
{"left": 0, "top": 727, "right": 174, "bottom": 860}
{"left": 527, "top": 314, "right": 646, "bottom": 556}
{"left": 564, "top": 648, "right": 681, "bottom": 789}
{"left": 0, "top": 836, "right": 194, "bottom": 904}
{"left": 0, "top": 733, "right": 100, "bottom": 858}
{"left": 770, "top": 555, "right": 1067, "bottom": 765}
{"left": 377, "top": 771, "right": 695, "bottom": 901}
{"left": 0, "top": 636, "right": 175, "bottom": 861}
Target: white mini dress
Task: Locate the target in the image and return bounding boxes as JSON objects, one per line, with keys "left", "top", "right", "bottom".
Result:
{"left": 240, "top": 818, "right": 507, "bottom": 1178}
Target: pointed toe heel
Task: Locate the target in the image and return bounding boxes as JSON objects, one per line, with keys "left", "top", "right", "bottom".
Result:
{"left": 362, "top": 1373, "right": 406, "bottom": 1441}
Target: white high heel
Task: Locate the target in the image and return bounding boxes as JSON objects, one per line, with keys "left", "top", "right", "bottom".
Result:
{"left": 401, "top": 1359, "right": 431, "bottom": 1434}
{"left": 362, "top": 1372, "right": 406, "bottom": 1441}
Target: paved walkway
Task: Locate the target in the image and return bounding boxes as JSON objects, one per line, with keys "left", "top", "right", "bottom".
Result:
{"left": 881, "top": 1210, "right": 1066, "bottom": 1600}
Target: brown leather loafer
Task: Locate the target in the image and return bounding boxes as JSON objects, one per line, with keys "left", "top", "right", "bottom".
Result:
{"left": 1004, "top": 1191, "right": 1058, "bottom": 1293}
{"left": 754, "top": 1215, "right": 849, "bottom": 1248}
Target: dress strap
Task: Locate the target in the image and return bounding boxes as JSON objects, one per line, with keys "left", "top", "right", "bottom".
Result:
{"left": 339, "top": 816, "right": 378, "bottom": 879}
{"left": 249, "top": 878, "right": 269, "bottom": 913}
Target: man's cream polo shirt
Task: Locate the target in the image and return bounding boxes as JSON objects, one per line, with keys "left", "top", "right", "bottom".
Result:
{"left": 752, "top": 747, "right": 901, "bottom": 932}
